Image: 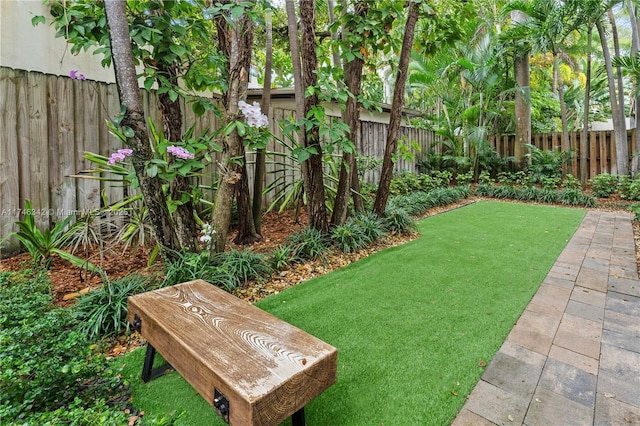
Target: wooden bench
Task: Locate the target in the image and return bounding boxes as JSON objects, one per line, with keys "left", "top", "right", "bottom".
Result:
{"left": 127, "top": 279, "right": 337, "bottom": 426}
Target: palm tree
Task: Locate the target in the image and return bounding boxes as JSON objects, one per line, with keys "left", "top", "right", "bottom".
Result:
{"left": 505, "top": 0, "right": 577, "bottom": 173}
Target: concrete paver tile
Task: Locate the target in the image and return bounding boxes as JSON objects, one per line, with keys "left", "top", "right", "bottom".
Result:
{"left": 608, "top": 264, "right": 639, "bottom": 280}
{"left": 548, "top": 345, "right": 599, "bottom": 376}
{"left": 570, "top": 286, "right": 606, "bottom": 308}
{"left": 538, "top": 358, "right": 597, "bottom": 408}
{"left": 542, "top": 274, "right": 576, "bottom": 289}
{"left": 603, "top": 310, "right": 640, "bottom": 337}
{"left": 597, "top": 370, "right": 640, "bottom": 408}
{"left": 605, "top": 292, "right": 640, "bottom": 317}
{"left": 462, "top": 380, "right": 529, "bottom": 426}
{"left": 581, "top": 257, "right": 610, "bottom": 273}
{"left": 481, "top": 352, "right": 543, "bottom": 399}
{"left": 565, "top": 300, "right": 605, "bottom": 322}
{"left": 553, "top": 328, "right": 601, "bottom": 359}
{"left": 498, "top": 341, "right": 547, "bottom": 368}
{"left": 594, "top": 392, "right": 640, "bottom": 426}
{"left": 506, "top": 326, "right": 553, "bottom": 357}
{"left": 558, "top": 313, "right": 603, "bottom": 340}
{"left": 523, "top": 387, "right": 594, "bottom": 426}
{"left": 601, "top": 328, "right": 640, "bottom": 353}
{"left": 515, "top": 310, "right": 561, "bottom": 338}
{"left": 575, "top": 267, "right": 609, "bottom": 292}
{"left": 608, "top": 275, "right": 640, "bottom": 298}
{"left": 451, "top": 408, "right": 497, "bottom": 426}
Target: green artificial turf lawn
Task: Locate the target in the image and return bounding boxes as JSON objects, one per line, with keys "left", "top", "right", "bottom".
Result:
{"left": 117, "top": 201, "right": 585, "bottom": 425}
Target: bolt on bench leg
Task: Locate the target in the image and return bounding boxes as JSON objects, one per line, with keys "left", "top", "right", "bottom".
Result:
{"left": 141, "top": 344, "right": 175, "bottom": 383}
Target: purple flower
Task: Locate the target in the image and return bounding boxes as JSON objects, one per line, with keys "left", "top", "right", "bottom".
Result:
{"left": 166, "top": 145, "right": 195, "bottom": 160}
{"left": 107, "top": 147, "right": 133, "bottom": 165}
{"left": 69, "top": 70, "right": 86, "bottom": 80}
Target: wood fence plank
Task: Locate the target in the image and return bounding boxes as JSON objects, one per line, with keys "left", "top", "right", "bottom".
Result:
{"left": 27, "top": 73, "right": 49, "bottom": 228}
{"left": 77, "top": 79, "right": 101, "bottom": 212}
{"left": 601, "top": 131, "right": 609, "bottom": 174}
{"left": 16, "top": 70, "right": 30, "bottom": 216}
{"left": 0, "top": 68, "right": 21, "bottom": 255}
{"left": 590, "top": 131, "right": 598, "bottom": 179}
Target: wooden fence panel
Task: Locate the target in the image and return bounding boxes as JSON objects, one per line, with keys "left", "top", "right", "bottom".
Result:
{"left": 0, "top": 69, "right": 439, "bottom": 255}
{"left": 0, "top": 68, "right": 21, "bottom": 253}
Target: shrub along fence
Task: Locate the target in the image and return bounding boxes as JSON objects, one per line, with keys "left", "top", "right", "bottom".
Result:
{"left": 0, "top": 67, "right": 438, "bottom": 256}
{"left": 489, "top": 129, "right": 639, "bottom": 180}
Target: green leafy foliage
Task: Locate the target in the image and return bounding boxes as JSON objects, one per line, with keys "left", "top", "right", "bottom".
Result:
{"left": 618, "top": 175, "right": 640, "bottom": 200}
{"left": 0, "top": 272, "right": 127, "bottom": 423}
{"left": 589, "top": 173, "right": 619, "bottom": 198}
{"left": 209, "top": 249, "right": 272, "bottom": 284}
{"left": 74, "top": 274, "right": 156, "bottom": 339}
{"left": 286, "top": 228, "right": 331, "bottom": 261}
{"left": 12, "top": 200, "right": 72, "bottom": 267}
{"left": 382, "top": 206, "right": 416, "bottom": 234}
{"left": 269, "top": 245, "right": 298, "bottom": 271}
{"left": 331, "top": 212, "right": 386, "bottom": 254}
{"left": 525, "top": 143, "right": 570, "bottom": 181}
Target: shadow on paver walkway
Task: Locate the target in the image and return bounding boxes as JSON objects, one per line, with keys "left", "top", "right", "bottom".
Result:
{"left": 452, "top": 210, "right": 640, "bottom": 426}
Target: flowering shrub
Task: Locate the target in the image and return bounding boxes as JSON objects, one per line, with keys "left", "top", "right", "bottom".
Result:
{"left": 107, "top": 148, "right": 133, "bottom": 165}
{"left": 199, "top": 222, "right": 216, "bottom": 251}
{"left": 166, "top": 145, "right": 195, "bottom": 160}
{"left": 238, "top": 101, "right": 269, "bottom": 128}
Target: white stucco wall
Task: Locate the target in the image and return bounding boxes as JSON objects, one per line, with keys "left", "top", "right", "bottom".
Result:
{"left": 0, "top": 0, "right": 115, "bottom": 82}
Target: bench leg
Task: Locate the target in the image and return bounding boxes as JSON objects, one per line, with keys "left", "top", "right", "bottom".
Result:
{"left": 141, "top": 343, "right": 175, "bottom": 383}
{"left": 291, "top": 407, "right": 305, "bottom": 426}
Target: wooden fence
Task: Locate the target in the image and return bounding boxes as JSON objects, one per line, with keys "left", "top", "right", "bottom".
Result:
{"left": 489, "top": 129, "right": 638, "bottom": 179}
{"left": 0, "top": 68, "right": 439, "bottom": 256}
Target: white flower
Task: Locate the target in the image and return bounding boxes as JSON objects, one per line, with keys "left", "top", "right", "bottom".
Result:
{"left": 199, "top": 234, "right": 212, "bottom": 243}
{"left": 238, "top": 101, "right": 269, "bottom": 128}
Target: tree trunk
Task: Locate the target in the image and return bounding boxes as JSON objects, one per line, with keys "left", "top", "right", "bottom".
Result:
{"left": 628, "top": 0, "right": 640, "bottom": 176}
{"left": 299, "top": 0, "right": 329, "bottom": 232}
{"left": 212, "top": 3, "right": 255, "bottom": 252}
{"left": 285, "top": 0, "right": 311, "bottom": 220}
{"left": 597, "top": 20, "right": 629, "bottom": 175}
{"left": 252, "top": 9, "right": 273, "bottom": 234}
{"left": 232, "top": 12, "right": 261, "bottom": 246}
{"left": 331, "top": 1, "right": 368, "bottom": 226}
{"left": 373, "top": 1, "right": 419, "bottom": 216}
{"left": 581, "top": 27, "right": 592, "bottom": 187}
{"left": 157, "top": 63, "right": 198, "bottom": 251}
{"left": 609, "top": 9, "right": 627, "bottom": 139}
{"left": 103, "top": 0, "right": 179, "bottom": 256}
{"left": 512, "top": 10, "right": 530, "bottom": 170}
{"left": 555, "top": 53, "right": 572, "bottom": 175}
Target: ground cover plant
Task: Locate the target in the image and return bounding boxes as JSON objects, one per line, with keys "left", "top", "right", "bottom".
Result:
{"left": 114, "top": 201, "right": 584, "bottom": 425}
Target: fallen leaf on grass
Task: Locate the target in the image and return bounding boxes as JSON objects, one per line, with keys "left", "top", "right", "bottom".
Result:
{"left": 478, "top": 360, "right": 487, "bottom": 367}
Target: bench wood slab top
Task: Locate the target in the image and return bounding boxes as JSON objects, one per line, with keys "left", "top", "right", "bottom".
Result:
{"left": 127, "top": 279, "right": 337, "bottom": 426}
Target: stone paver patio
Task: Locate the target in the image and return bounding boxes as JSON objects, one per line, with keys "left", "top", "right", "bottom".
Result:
{"left": 452, "top": 210, "right": 640, "bottom": 426}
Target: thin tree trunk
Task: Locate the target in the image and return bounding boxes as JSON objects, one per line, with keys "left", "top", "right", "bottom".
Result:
{"left": 232, "top": 13, "right": 261, "bottom": 246}
{"left": 285, "top": 0, "right": 310, "bottom": 217}
{"left": 373, "top": 1, "right": 419, "bottom": 216}
{"left": 555, "top": 53, "right": 572, "bottom": 175}
{"left": 212, "top": 4, "right": 255, "bottom": 252}
{"left": 252, "top": 9, "right": 272, "bottom": 233}
{"left": 512, "top": 10, "right": 530, "bottom": 170}
{"left": 103, "top": 0, "right": 179, "bottom": 256}
{"left": 157, "top": 63, "right": 198, "bottom": 251}
{"left": 581, "top": 27, "right": 592, "bottom": 187}
{"left": 331, "top": 1, "right": 368, "bottom": 226}
{"left": 628, "top": 0, "right": 640, "bottom": 176}
{"left": 300, "top": 0, "right": 328, "bottom": 232}
{"left": 597, "top": 19, "right": 629, "bottom": 175}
